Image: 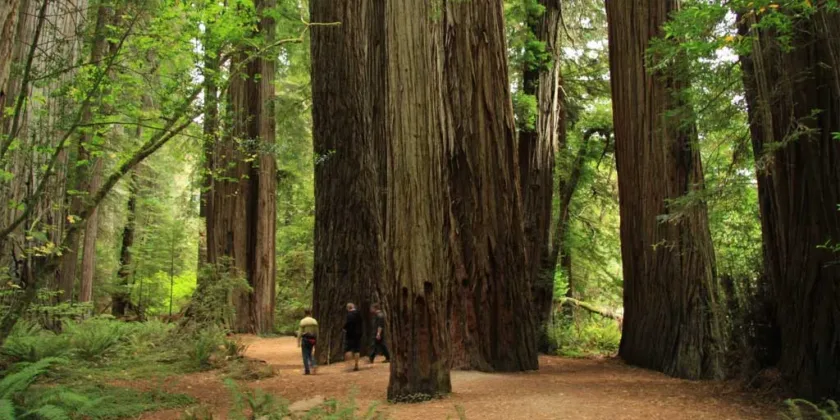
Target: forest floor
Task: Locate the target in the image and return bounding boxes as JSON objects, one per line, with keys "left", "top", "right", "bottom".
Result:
{"left": 135, "top": 336, "right": 779, "bottom": 420}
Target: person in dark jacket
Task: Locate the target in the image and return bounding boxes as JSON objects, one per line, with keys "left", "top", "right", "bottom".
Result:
{"left": 343, "top": 302, "right": 363, "bottom": 371}
{"left": 368, "top": 303, "right": 390, "bottom": 363}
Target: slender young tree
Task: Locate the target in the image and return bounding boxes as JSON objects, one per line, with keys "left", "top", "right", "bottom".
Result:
{"left": 739, "top": 5, "right": 840, "bottom": 398}
{"left": 309, "top": 0, "right": 383, "bottom": 364}
{"left": 445, "top": 0, "right": 538, "bottom": 372}
{"left": 113, "top": 169, "right": 139, "bottom": 317}
{"left": 606, "top": 0, "right": 724, "bottom": 379}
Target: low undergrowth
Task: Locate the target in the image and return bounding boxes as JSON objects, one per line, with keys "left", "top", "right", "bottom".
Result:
{"left": 548, "top": 313, "right": 621, "bottom": 358}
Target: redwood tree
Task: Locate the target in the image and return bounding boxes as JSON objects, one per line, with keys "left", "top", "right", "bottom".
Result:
{"left": 381, "top": 0, "right": 452, "bottom": 400}
{"left": 517, "top": 0, "right": 566, "bottom": 353}
{"left": 445, "top": 0, "right": 538, "bottom": 372}
{"left": 309, "top": 0, "right": 383, "bottom": 364}
{"left": 606, "top": 0, "right": 724, "bottom": 379}
{"left": 739, "top": 5, "right": 840, "bottom": 398}
{"left": 205, "top": 0, "right": 277, "bottom": 333}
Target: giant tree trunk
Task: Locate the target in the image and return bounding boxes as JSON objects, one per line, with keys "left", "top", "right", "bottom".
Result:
{"left": 309, "top": 0, "right": 383, "bottom": 364}
{"left": 606, "top": 0, "right": 724, "bottom": 380}
{"left": 518, "top": 0, "right": 566, "bottom": 355}
{"left": 205, "top": 0, "right": 276, "bottom": 334}
{"left": 739, "top": 6, "right": 840, "bottom": 398}
{"left": 381, "top": 0, "right": 452, "bottom": 401}
{"left": 444, "top": 0, "right": 538, "bottom": 372}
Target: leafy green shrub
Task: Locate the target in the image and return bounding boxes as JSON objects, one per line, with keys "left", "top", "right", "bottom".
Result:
{"left": 183, "top": 325, "right": 226, "bottom": 370}
{"left": 64, "top": 318, "right": 127, "bottom": 360}
{"left": 781, "top": 399, "right": 840, "bottom": 420}
{"left": 121, "top": 320, "right": 174, "bottom": 352}
{"left": 1, "top": 321, "right": 70, "bottom": 362}
{"left": 548, "top": 314, "right": 621, "bottom": 358}
{"left": 226, "top": 379, "right": 289, "bottom": 420}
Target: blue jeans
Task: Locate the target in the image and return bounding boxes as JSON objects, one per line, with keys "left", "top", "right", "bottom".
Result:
{"left": 302, "top": 339, "right": 315, "bottom": 374}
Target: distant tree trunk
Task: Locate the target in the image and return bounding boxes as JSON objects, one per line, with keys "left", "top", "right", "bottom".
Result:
{"left": 739, "top": 6, "right": 840, "bottom": 398}
{"left": 444, "top": 0, "right": 538, "bottom": 372}
{"left": 518, "top": 0, "right": 566, "bottom": 355}
{"left": 113, "top": 168, "right": 138, "bottom": 317}
{"left": 381, "top": 0, "right": 451, "bottom": 401}
{"left": 79, "top": 158, "right": 103, "bottom": 303}
{"left": 198, "top": 23, "right": 218, "bottom": 271}
{"left": 606, "top": 0, "right": 724, "bottom": 379}
{"left": 57, "top": 0, "right": 113, "bottom": 302}
{"left": 309, "top": 0, "right": 383, "bottom": 364}
{"left": 205, "top": 0, "right": 276, "bottom": 333}
{"left": 251, "top": 0, "right": 277, "bottom": 334}
{"left": 553, "top": 128, "right": 604, "bottom": 308}
{"left": 0, "top": 0, "right": 21, "bottom": 107}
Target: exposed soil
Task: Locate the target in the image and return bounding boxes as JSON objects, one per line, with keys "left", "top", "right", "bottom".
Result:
{"left": 137, "top": 336, "right": 779, "bottom": 420}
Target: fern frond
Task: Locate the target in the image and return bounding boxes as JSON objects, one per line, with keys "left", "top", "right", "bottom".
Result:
{"left": 22, "top": 404, "right": 69, "bottom": 420}
{"left": 0, "top": 357, "right": 67, "bottom": 399}
{"left": 0, "top": 398, "right": 16, "bottom": 420}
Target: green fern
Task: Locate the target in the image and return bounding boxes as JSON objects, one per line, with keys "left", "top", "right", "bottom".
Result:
{"left": 0, "top": 399, "right": 15, "bottom": 420}
{"left": 64, "top": 319, "right": 125, "bottom": 360}
{"left": 22, "top": 404, "right": 69, "bottom": 420}
{"left": 781, "top": 399, "right": 840, "bottom": 420}
{"left": 1, "top": 322, "right": 69, "bottom": 362}
{"left": 0, "top": 358, "right": 67, "bottom": 399}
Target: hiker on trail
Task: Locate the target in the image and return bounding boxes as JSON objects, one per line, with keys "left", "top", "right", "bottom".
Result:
{"left": 297, "top": 308, "right": 318, "bottom": 375}
{"left": 369, "top": 303, "right": 390, "bottom": 363}
{"left": 343, "top": 302, "right": 363, "bottom": 371}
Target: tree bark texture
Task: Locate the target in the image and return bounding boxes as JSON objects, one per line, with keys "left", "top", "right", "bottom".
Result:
{"left": 606, "top": 0, "right": 724, "bottom": 380}
{"left": 739, "top": 6, "right": 840, "bottom": 398}
{"left": 0, "top": 0, "right": 21, "bottom": 105}
{"left": 206, "top": 0, "right": 276, "bottom": 334}
{"left": 518, "top": 0, "right": 566, "bottom": 355}
{"left": 381, "top": 0, "right": 452, "bottom": 400}
{"left": 443, "top": 0, "right": 539, "bottom": 372}
{"left": 309, "top": 0, "right": 384, "bottom": 364}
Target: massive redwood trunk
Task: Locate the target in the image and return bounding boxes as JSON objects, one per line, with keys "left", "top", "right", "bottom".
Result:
{"left": 309, "top": 0, "right": 383, "bottom": 364}
{"left": 606, "top": 0, "right": 724, "bottom": 379}
{"left": 739, "top": 6, "right": 840, "bottom": 398}
{"left": 445, "top": 0, "right": 538, "bottom": 372}
{"left": 517, "top": 0, "right": 565, "bottom": 353}
{"left": 382, "top": 0, "right": 452, "bottom": 400}
{"left": 205, "top": 0, "right": 276, "bottom": 333}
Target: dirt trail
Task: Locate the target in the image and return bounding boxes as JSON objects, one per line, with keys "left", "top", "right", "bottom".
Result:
{"left": 141, "top": 336, "right": 778, "bottom": 420}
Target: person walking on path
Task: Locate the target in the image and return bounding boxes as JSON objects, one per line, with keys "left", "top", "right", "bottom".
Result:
{"left": 297, "top": 308, "right": 319, "bottom": 375}
{"left": 343, "top": 302, "right": 363, "bottom": 371}
{"left": 368, "top": 303, "right": 390, "bottom": 363}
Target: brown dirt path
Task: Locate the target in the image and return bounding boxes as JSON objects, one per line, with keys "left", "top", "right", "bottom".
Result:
{"left": 140, "top": 336, "right": 779, "bottom": 420}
